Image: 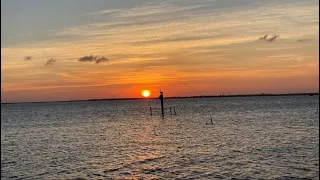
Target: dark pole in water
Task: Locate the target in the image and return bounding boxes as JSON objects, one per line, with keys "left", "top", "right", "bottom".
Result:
{"left": 150, "top": 107, "right": 152, "bottom": 116}
{"left": 159, "top": 91, "right": 164, "bottom": 117}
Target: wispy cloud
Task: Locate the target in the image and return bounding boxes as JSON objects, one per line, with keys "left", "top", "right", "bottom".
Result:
{"left": 49, "top": 1, "right": 317, "bottom": 50}
{"left": 258, "top": 35, "right": 268, "bottom": 41}
{"left": 78, "top": 55, "right": 108, "bottom": 64}
{"left": 24, "top": 56, "right": 32, "bottom": 60}
{"left": 96, "top": 57, "right": 108, "bottom": 64}
{"left": 93, "top": 3, "right": 205, "bottom": 18}
{"left": 256, "top": 34, "right": 280, "bottom": 42}
{"left": 267, "top": 34, "right": 280, "bottom": 42}
{"left": 297, "top": 38, "right": 311, "bottom": 43}
{"left": 45, "top": 58, "right": 56, "bottom": 66}
{"left": 131, "top": 34, "right": 223, "bottom": 45}
{"left": 91, "top": 9, "right": 120, "bottom": 15}
{"left": 78, "top": 55, "right": 97, "bottom": 62}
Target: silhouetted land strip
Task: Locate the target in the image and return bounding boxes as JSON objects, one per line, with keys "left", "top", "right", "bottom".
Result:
{"left": 1, "top": 93, "right": 318, "bottom": 104}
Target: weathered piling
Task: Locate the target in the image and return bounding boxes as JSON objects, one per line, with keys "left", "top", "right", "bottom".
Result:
{"left": 159, "top": 91, "right": 164, "bottom": 117}
{"left": 150, "top": 107, "right": 152, "bottom": 116}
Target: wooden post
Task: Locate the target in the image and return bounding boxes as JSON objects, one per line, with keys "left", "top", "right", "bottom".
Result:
{"left": 170, "top": 107, "right": 172, "bottom": 115}
{"left": 161, "top": 98, "right": 164, "bottom": 117}
{"left": 150, "top": 107, "right": 152, "bottom": 116}
{"left": 159, "top": 91, "right": 164, "bottom": 117}
{"left": 173, "top": 106, "right": 176, "bottom": 115}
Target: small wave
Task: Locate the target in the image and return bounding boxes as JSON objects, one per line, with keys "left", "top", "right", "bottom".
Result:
{"left": 275, "top": 176, "right": 313, "bottom": 180}
{"left": 1, "top": 161, "right": 16, "bottom": 165}
{"left": 87, "top": 172, "right": 103, "bottom": 178}
{"left": 75, "top": 167, "right": 87, "bottom": 172}
{"left": 57, "top": 170, "right": 72, "bottom": 174}
{"left": 119, "top": 171, "right": 131, "bottom": 176}
{"left": 8, "top": 175, "right": 18, "bottom": 179}
{"left": 141, "top": 167, "right": 165, "bottom": 174}
{"left": 73, "top": 177, "right": 86, "bottom": 180}
{"left": 36, "top": 172, "right": 50, "bottom": 176}
{"left": 289, "top": 166, "right": 312, "bottom": 172}
{"left": 133, "top": 156, "right": 166, "bottom": 165}
{"left": 103, "top": 167, "right": 121, "bottom": 173}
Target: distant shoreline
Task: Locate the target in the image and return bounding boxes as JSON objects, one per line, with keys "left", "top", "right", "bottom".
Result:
{"left": 1, "top": 93, "right": 318, "bottom": 105}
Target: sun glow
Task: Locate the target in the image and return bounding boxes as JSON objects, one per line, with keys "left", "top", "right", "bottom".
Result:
{"left": 141, "top": 90, "right": 151, "bottom": 97}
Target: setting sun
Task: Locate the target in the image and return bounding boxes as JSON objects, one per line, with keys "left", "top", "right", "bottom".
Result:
{"left": 141, "top": 90, "right": 151, "bottom": 97}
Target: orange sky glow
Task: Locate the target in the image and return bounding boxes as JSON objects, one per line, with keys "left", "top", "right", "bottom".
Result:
{"left": 1, "top": 0, "right": 319, "bottom": 103}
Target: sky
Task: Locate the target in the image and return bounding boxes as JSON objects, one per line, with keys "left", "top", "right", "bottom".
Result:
{"left": 1, "top": 0, "right": 319, "bottom": 103}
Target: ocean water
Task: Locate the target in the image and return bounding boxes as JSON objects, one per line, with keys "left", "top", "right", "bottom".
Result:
{"left": 1, "top": 95, "right": 319, "bottom": 179}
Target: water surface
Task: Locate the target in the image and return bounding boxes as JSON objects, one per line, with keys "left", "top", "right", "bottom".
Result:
{"left": 1, "top": 96, "right": 319, "bottom": 179}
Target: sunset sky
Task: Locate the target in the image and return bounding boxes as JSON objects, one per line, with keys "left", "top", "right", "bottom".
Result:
{"left": 1, "top": 0, "right": 319, "bottom": 103}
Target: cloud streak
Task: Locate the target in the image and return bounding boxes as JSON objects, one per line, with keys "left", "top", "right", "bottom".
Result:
{"left": 24, "top": 56, "right": 32, "bottom": 60}
{"left": 45, "top": 58, "right": 57, "bottom": 66}
{"left": 79, "top": 55, "right": 97, "bottom": 62}
{"left": 256, "top": 34, "right": 280, "bottom": 42}
{"left": 258, "top": 35, "right": 268, "bottom": 41}
{"left": 267, "top": 34, "right": 280, "bottom": 42}
{"left": 93, "top": 3, "right": 205, "bottom": 18}
{"left": 96, "top": 57, "right": 108, "bottom": 64}
{"left": 131, "top": 34, "right": 223, "bottom": 45}
{"left": 297, "top": 38, "right": 311, "bottom": 43}
{"left": 78, "top": 55, "right": 108, "bottom": 64}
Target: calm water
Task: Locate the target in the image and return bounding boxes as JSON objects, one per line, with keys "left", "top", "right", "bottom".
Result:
{"left": 1, "top": 96, "right": 319, "bottom": 179}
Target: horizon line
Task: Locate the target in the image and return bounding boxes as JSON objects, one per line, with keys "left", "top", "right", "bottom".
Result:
{"left": 1, "top": 92, "right": 318, "bottom": 104}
